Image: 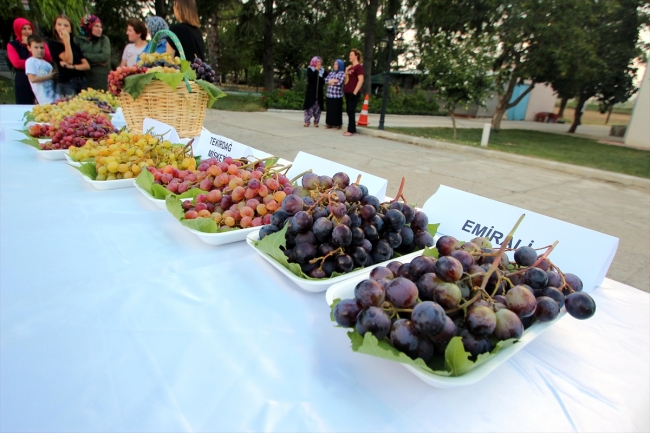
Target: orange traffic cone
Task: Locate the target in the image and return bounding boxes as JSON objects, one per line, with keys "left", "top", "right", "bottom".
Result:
{"left": 357, "top": 95, "right": 370, "bottom": 127}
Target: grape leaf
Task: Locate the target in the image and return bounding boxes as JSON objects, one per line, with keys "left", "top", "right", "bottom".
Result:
{"left": 154, "top": 71, "right": 187, "bottom": 92}
{"left": 329, "top": 297, "right": 518, "bottom": 377}
{"left": 165, "top": 194, "right": 235, "bottom": 233}
{"left": 123, "top": 72, "right": 156, "bottom": 100}
{"left": 427, "top": 223, "right": 440, "bottom": 237}
{"left": 74, "top": 162, "right": 97, "bottom": 180}
{"left": 330, "top": 298, "right": 342, "bottom": 321}
{"left": 15, "top": 128, "right": 31, "bottom": 138}
{"left": 18, "top": 137, "right": 42, "bottom": 149}
{"left": 423, "top": 246, "right": 439, "bottom": 258}
{"left": 23, "top": 113, "right": 35, "bottom": 124}
{"left": 180, "top": 59, "right": 190, "bottom": 74}
{"left": 194, "top": 79, "right": 226, "bottom": 108}
{"left": 135, "top": 167, "right": 155, "bottom": 192}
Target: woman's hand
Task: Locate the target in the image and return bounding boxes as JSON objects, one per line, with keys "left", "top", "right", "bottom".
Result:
{"left": 60, "top": 62, "right": 74, "bottom": 70}
{"left": 58, "top": 28, "right": 70, "bottom": 44}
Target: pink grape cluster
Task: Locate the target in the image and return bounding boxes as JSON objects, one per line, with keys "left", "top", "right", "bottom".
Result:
{"left": 147, "top": 157, "right": 295, "bottom": 229}
{"left": 44, "top": 112, "right": 115, "bottom": 150}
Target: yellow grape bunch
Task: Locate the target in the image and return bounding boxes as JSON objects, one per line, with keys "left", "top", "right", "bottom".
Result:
{"left": 69, "top": 131, "right": 192, "bottom": 181}
{"left": 136, "top": 52, "right": 182, "bottom": 70}
{"left": 27, "top": 99, "right": 104, "bottom": 125}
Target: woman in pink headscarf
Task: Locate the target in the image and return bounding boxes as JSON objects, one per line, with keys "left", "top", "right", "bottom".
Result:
{"left": 6, "top": 18, "right": 53, "bottom": 104}
{"left": 302, "top": 56, "right": 325, "bottom": 127}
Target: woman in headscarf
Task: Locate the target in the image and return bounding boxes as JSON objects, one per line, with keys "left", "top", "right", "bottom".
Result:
{"left": 75, "top": 15, "right": 111, "bottom": 91}
{"left": 140, "top": 16, "right": 169, "bottom": 59}
{"left": 303, "top": 56, "right": 325, "bottom": 127}
{"left": 325, "top": 59, "right": 345, "bottom": 130}
{"left": 6, "top": 18, "right": 53, "bottom": 104}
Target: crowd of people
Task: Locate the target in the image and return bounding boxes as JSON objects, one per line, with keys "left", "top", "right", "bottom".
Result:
{"left": 6, "top": 0, "right": 204, "bottom": 105}
{"left": 303, "top": 48, "right": 364, "bottom": 137}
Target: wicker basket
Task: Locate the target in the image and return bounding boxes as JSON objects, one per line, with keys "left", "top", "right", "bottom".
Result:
{"left": 118, "top": 30, "right": 209, "bottom": 138}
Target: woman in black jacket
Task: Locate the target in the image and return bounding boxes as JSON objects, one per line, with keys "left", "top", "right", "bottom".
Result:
{"left": 303, "top": 56, "right": 325, "bottom": 127}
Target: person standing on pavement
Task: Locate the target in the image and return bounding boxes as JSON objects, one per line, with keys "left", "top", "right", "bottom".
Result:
{"left": 7, "top": 17, "right": 53, "bottom": 104}
{"left": 166, "top": 0, "right": 205, "bottom": 61}
{"left": 303, "top": 56, "right": 325, "bottom": 127}
{"left": 75, "top": 15, "right": 111, "bottom": 91}
{"left": 343, "top": 48, "right": 364, "bottom": 136}
{"left": 49, "top": 14, "right": 90, "bottom": 97}
{"left": 325, "top": 59, "right": 345, "bottom": 129}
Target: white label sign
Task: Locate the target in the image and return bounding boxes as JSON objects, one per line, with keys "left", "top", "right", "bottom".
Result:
{"left": 193, "top": 130, "right": 254, "bottom": 162}
{"left": 421, "top": 185, "right": 619, "bottom": 293}
{"left": 143, "top": 118, "right": 180, "bottom": 143}
{"left": 286, "top": 151, "right": 388, "bottom": 199}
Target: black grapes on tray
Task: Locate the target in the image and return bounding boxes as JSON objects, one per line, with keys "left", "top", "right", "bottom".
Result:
{"left": 259, "top": 173, "right": 434, "bottom": 278}
{"left": 333, "top": 234, "right": 596, "bottom": 362}
{"left": 191, "top": 58, "right": 217, "bottom": 83}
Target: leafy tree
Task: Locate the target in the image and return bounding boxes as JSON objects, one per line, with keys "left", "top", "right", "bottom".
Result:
{"left": 413, "top": 0, "right": 588, "bottom": 131}
{"left": 420, "top": 31, "right": 494, "bottom": 139}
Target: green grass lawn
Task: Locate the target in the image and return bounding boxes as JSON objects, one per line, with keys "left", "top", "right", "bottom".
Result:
{"left": 211, "top": 93, "right": 265, "bottom": 112}
{"left": 384, "top": 127, "right": 650, "bottom": 179}
{"left": 0, "top": 75, "right": 16, "bottom": 104}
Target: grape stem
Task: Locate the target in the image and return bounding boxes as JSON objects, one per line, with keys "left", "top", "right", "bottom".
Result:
{"left": 355, "top": 174, "right": 362, "bottom": 185}
{"left": 391, "top": 177, "right": 407, "bottom": 203}
{"left": 505, "top": 240, "right": 559, "bottom": 279}
{"left": 548, "top": 259, "right": 574, "bottom": 293}
{"left": 289, "top": 169, "right": 312, "bottom": 184}
{"left": 309, "top": 247, "right": 344, "bottom": 267}
{"left": 479, "top": 214, "right": 525, "bottom": 298}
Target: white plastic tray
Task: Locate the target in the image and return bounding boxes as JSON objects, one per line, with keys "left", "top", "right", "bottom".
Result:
{"left": 37, "top": 138, "right": 51, "bottom": 145}
{"left": 37, "top": 149, "right": 67, "bottom": 160}
{"left": 134, "top": 183, "right": 166, "bottom": 209}
{"left": 73, "top": 167, "right": 135, "bottom": 190}
{"left": 64, "top": 153, "right": 81, "bottom": 167}
{"left": 186, "top": 225, "right": 260, "bottom": 246}
{"left": 325, "top": 255, "right": 566, "bottom": 388}
{"left": 246, "top": 231, "right": 422, "bottom": 292}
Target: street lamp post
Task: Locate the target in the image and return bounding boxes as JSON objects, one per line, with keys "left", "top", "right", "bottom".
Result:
{"left": 378, "top": 19, "right": 404, "bottom": 131}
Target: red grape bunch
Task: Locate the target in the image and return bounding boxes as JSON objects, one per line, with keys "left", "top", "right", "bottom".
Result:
{"left": 257, "top": 174, "right": 434, "bottom": 278}
{"left": 333, "top": 235, "right": 595, "bottom": 364}
{"left": 43, "top": 112, "right": 115, "bottom": 150}
{"left": 148, "top": 156, "right": 294, "bottom": 229}
{"left": 28, "top": 123, "right": 53, "bottom": 138}
{"left": 108, "top": 66, "right": 148, "bottom": 96}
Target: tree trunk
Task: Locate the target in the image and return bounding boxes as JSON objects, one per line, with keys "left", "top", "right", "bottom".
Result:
{"left": 155, "top": 0, "right": 168, "bottom": 19}
{"left": 262, "top": 0, "right": 274, "bottom": 92}
{"left": 491, "top": 74, "right": 518, "bottom": 131}
{"left": 363, "top": 0, "right": 379, "bottom": 96}
{"left": 206, "top": 11, "right": 220, "bottom": 67}
{"left": 568, "top": 94, "right": 587, "bottom": 133}
{"left": 605, "top": 106, "right": 613, "bottom": 124}
{"left": 450, "top": 104, "right": 457, "bottom": 140}
{"left": 558, "top": 97, "right": 568, "bottom": 117}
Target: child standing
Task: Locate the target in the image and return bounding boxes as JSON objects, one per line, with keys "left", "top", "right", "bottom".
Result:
{"left": 25, "top": 35, "right": 57, "bottom": 105}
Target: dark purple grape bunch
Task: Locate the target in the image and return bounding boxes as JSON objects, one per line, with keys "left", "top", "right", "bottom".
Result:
{"left": 191, "top": 57, "right": 217, "bottom": 83}
{"left": 332, "top": 235, "right": 595, "bottom": 363}
{"left": 259, "top": 172, "right": 434, "bottom": 279}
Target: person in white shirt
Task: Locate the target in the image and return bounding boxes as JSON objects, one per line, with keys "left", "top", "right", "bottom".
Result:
{"left": 25, "top": 35, "right": 57, "bottom": 105}
{"left": 120, "top": 18, "right": 148, "bottom": 67}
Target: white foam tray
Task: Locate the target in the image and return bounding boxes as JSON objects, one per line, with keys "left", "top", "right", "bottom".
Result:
{"left": 37, "top": 149, "right": 67, "bottom": 160}
{"left": 186, "top": 225, "right": 260, "bottom": 246}
{"left": 134, "top": 183, "right": 166, "bottom": 209}
{"left": 72, "top": 166, "right": 135, "bottom": 190}
{"left": 64, "top": 152, "right": 81, "bottom": 167}
{"left": 325, "top": 255, "right": 566, "bottom": 388}
{"left": 246, "top": 231, "right": 422, "bottom": 293}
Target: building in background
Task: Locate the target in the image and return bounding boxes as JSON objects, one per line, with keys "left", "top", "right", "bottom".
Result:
{"left": 624, "top": 68, "right": 650, "bottom": 150}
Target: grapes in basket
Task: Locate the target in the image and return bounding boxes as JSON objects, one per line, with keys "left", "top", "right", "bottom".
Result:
{"left": 157, "top": 156, "right": 294, "bottom": 229}
{"left": 331, "top": 220, "right": 596, "bottom": 375}
{"left": 190, "top": 58, "right": 217, "bottom": 83}
{"left": 108, "top": 66, "right": 147, "bottom": 96}
{"left": 255, "top": 174, "right": 436, "bottom": 278}
{"left": 137, "top": 52, "right": 181, "bottom": 73}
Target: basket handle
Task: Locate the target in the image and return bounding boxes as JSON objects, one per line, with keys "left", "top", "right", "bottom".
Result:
{"left": 149, "top": 29, "right": 186, "bottom": 60}
{"left": 149, "top": 29, "right": 193, "bottom": 93}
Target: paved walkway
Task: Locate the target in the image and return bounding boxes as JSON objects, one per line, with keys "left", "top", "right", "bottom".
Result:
{"left": 204, "top": 110, "right": 650, "bottom": 292}
{"left": 268, "top": 109, "right": 623, "bottom": 143}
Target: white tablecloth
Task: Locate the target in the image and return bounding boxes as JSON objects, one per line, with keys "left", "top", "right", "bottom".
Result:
{"left": 1, "top": 107, "right": 649, "bottom": 432}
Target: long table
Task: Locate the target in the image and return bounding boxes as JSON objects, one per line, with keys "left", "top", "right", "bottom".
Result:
{"left": 1, "top": 106, "right": 648, "bottom": 432}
